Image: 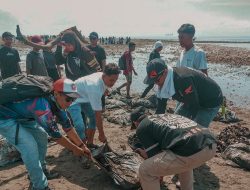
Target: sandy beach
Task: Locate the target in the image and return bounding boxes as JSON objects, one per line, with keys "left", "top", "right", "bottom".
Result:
{"left": 0, "top": 39, "right": 250, "bottom": 190}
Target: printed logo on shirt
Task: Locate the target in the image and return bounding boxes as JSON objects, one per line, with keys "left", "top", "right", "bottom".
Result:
{"left": 6, "top": 52, "right": 14, "bottom": 56}
{"left": 71, "top": 84, "right": 76, "bottom": 91}
{"left": 73, "top": 57, "right": 81, "bottom": 67}
{"left": 184, "top": 85, "right": 193, "bottom": 94}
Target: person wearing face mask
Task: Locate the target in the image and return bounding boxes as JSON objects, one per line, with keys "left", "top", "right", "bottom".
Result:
{"left": 67, "top": 63, "right": 120, "bottom": 148}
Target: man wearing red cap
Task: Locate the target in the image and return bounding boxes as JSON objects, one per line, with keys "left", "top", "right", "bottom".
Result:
{"left": 26, "top": 35, "right": 48, "bottom": 76}
{"left": 0, "top": 78, "right": 90, "bottom": 190}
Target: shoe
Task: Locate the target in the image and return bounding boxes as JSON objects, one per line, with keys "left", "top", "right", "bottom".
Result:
{"left": 43, "top": 169, "right": 59, "bottom": 180}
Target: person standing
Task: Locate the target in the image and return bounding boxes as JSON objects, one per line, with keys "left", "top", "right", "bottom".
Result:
{"left": 177, "top": 24, "right": 208, "bottom": 75}
{"left": 26, "top": 35, "right": 48, "bottom": 76}
{"left": 87, "top": 32, "right": 107, "bottom": 110}
{"left": 116, "top": 42, "right": 137, "bottom": 99}
{"left": 43, "top": 39, "right": 61, "bottom": 81}
{"left": 0, "top": 32, "right": 21, "bottom": 80}
{"left": 87, "top": 32, "right": 106, "bottom": 70}
{"left": 141, "top": 41, "right": 163, "bottom": 99}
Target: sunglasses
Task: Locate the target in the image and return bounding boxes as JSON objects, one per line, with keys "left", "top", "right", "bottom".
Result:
{"left": 90, "top": 37, "right": 97, "bottom": 40}
{"left": 65, "top": 96, "right": 76, "bottom": 102}
{"left": 61, "top": 93, "right": 76, "bottom": 102}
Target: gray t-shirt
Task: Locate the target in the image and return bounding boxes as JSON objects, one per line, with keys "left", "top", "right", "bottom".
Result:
{"left": 26, "top": 50, "right": 48, "bottom": 76}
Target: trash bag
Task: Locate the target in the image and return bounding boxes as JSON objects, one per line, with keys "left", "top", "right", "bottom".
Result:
{"left": 128, "top": 133, "right": 144, "bottom": 151}
{"left": 0, "top": 136, "right": 21, "bottom": 166}
{"left": 92, "top": 143, "right": 141, "bottom": 190}
{"left": 222, "top": 143, "right": 250, "bottom": 170}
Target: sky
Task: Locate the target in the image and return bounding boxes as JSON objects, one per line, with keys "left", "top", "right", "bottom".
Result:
{"left": 1, "top": 0, "right": 250, "bottom": 38}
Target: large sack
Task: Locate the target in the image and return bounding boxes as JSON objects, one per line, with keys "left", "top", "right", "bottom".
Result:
{"left": 0, "top": 74, "right": 53, "bottom": 105}
{"left": 0, "top": 136, "right": 21, "bottom": 166}
{"left": 92, "top": 144, "right": 141, "bottom": 190}
{"left": 222, "top": 143, "right": 250, "bottom": 170}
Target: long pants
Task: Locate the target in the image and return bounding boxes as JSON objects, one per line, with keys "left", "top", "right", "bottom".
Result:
{"left": 139, "top": 144, "right": 216, "bottom": 190}
{"left": 175, "top": 104, "right": 220, "bottom": 128}
{"left": 0, "top": 119, "right": 48, "bottom": 189}
{"left": 155, "top": 98, "right": 168, "bottom": 114}
{"left": 67, "top": 103, "right": 96, "bottom": 140}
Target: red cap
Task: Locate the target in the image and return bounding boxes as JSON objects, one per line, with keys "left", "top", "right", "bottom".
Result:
{"left": 31, "top": 35, "right": 43, "bottom": 44}
{"left": 53, "top": 78, "right": 80, "bottom": 98}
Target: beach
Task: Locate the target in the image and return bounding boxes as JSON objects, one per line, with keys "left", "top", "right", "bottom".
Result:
{"left": 1, "top": 39, "right": 250, "bottom": 190}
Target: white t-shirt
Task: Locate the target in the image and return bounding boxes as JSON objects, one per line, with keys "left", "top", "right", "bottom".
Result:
{"left": 74, "top": 72, "right": 106, "bottom": 111}
{"left": 176, "top": 46, "right": 208, "bottom": 70}
{"left": 156, "top": 66, "right": 175, "bottom": 99}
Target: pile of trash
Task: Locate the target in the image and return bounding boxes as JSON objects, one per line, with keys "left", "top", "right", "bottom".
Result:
{"left": 92, "top": 143, "right": 142, "bottom": 190}
{"left": 0, "top": 135, "right": 21, "bottom": 167}
{"left": 104, "top": 93, "right": 156, "bottom": 127}
{"left": 217, "top": 124, "right": 250, "bottom": 170}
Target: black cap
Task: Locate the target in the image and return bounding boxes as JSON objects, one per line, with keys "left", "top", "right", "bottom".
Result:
{"left": 2, "top": 32, "right": 14, "bottom": 39}
{"left": 89, "top": 32, "right": 98, "bottom": 39}
{"left": 144, "top": 58, "right": 167, "bottom": 85}
{"left": 130, "top": 106, "right": 146, "bottom": 130}
{"left": 177, "top": 24, "right": 195, "bottom": 36}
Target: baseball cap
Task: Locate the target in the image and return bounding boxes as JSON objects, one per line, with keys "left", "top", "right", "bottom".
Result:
{"left": 89, "top": 32, "right": 98, "bottom": 39}
{"left": 177, "top": 24, "right": 195, "bottom": 36}
{"left": 2, "top": 32, "right": 14, "bottom": 39}
{"left": 144, "top": 58, "right": 167, "bottom": 85}
{"left": 31, "top": 35, "right": 43, "bottom": 44}
{"left": 130, "top": 106, "right": 146, "bottom": 129}
{"left": 53, "top": 78, "right": 80, "bottom": 98}
{"left": 154, "top": 41, "right": 163, "bottom": 49}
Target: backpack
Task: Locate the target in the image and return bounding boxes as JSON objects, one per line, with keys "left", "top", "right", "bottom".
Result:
{"left": 118, "top": 54, "right": 127, "bottom": 70}
{"left": 0, "top": 74, "right": 53, "bottom": 105}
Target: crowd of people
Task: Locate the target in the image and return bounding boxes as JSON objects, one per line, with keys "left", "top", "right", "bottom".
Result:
{"left": 0, "top": 23, "right": 222, "bottom": 190}
{"left": 99, "top": 36, "right": 131, "bottom": 45}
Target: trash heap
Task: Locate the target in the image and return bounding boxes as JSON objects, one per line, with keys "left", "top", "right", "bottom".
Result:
{"left": 217, "top": 124, "right": 250, "bottom": 170}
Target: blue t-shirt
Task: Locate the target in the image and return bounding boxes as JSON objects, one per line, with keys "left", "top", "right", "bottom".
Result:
{"left": 0, "top": 97, "right": 72, "bottom": 138}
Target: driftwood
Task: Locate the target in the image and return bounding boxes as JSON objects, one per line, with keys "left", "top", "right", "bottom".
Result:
{"left": 16, "top": 25, "right": 89, "bottom": 50}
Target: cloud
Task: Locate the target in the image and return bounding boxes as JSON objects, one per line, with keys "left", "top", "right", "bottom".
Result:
{"left": 0, "top": 0, "right": 250, "bottom": 37}
{"left": 0, "top": 10, "right": 18, "bottom": 34}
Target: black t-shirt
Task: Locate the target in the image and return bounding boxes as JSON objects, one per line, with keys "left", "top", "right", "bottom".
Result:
{"left": 55, "top": 46, "right": 95, "bottom": 80}
{"left": 43, "top": 50, "right": 57, "bottom": 69}
{"left": 87, "top": 45, "right": 106, "bottom": 69}
{"left": 148, "top": 50, "right": 160, "bottom": 62}
{"left": 0, "top": 45, "right": 21, "bottom": 79}
{"left": 136, "top": 114, "right": 216, "bottom": 157}
{"left": 172, "top": 67, "right": 223, "bottom": 116}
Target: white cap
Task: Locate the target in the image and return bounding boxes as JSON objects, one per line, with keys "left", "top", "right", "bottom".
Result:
{"left": 53, "top": 78, "right": 80, "bottom": 98}
{"left": 154, "top": 41, "right": 163, "bottom": 50}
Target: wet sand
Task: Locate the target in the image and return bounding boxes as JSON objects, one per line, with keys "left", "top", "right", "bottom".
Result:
{"left": 0, "top": 39, "right": 250, "bottom": 190}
